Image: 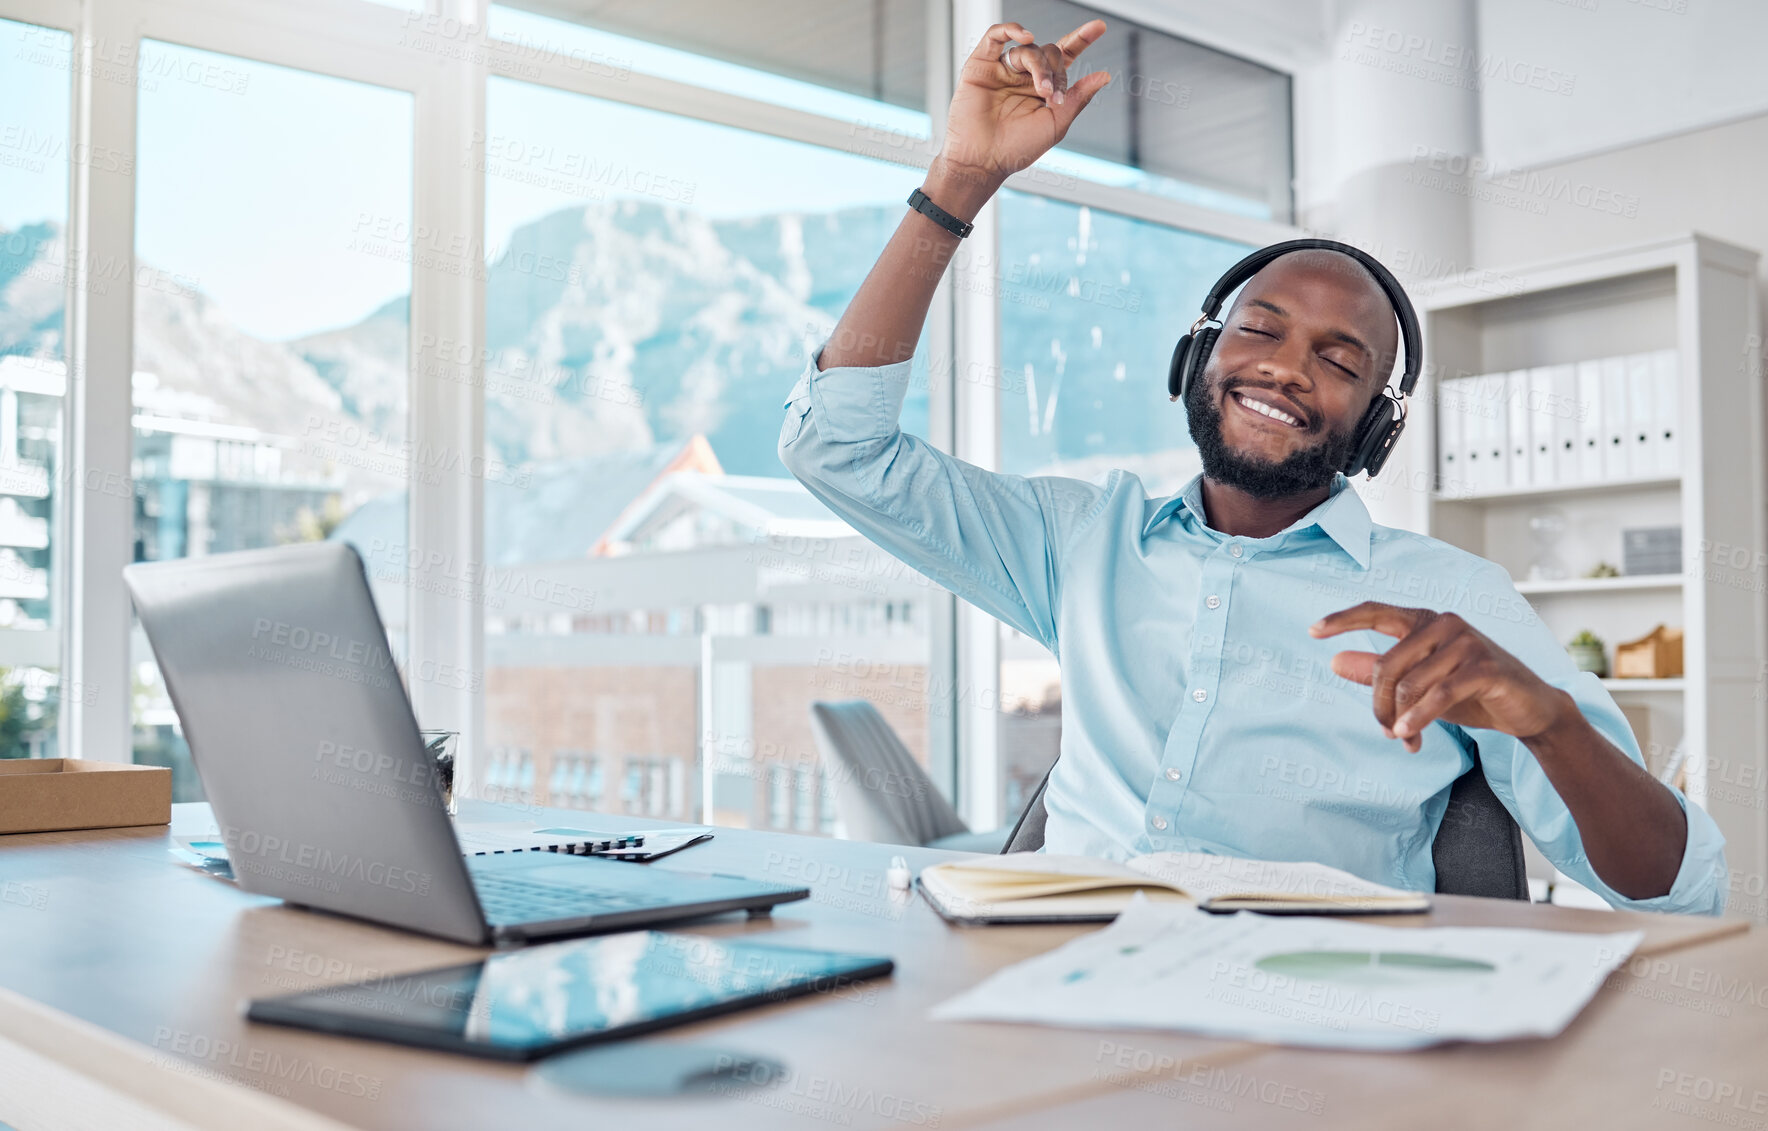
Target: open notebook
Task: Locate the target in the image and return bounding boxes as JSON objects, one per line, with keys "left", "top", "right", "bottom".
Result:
{"left": 918, "top": 851, "right": 1430, "bottom": 923}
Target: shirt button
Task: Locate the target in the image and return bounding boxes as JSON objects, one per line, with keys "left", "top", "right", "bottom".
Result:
{"left": 1191, "top": 688, "right": 1208, "bottom": 703}
{"left": 1165, "top": 767, "right": 1183, "bottom": 782}
{"left": 1229, "top": 543, "right": 1244, "bottom": 558}
{"left": 1206, "top": 595, "right": 1221, "bottom": 609}
{"left": 1151, "top": 815, "right": 1169, "bottom": 831}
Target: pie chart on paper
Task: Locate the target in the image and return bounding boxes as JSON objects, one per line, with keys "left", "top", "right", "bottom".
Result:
{"left": 1254, "top": 950, "right": 1496, "bottom": 988}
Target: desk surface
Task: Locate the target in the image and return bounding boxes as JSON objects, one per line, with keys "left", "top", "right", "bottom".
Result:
{"left": 0, "top": 802, "right": 1754, "bottom": 1131}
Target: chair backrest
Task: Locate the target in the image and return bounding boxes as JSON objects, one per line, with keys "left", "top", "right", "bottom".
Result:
{"left": 1003, "top": 765, "right": 1054, "bottom": 854}
{"left": 1430, "top": 746, "right": 1529, "bottom": 900}
{"left": 1001, "top": 748, "right": 1529, "bottom": 900}
{"left": 808, "top": 700, "right": 970, "bottom": 847}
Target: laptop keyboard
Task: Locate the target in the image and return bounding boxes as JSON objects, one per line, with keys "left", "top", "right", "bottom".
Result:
{"left": 471, "top": 872, "right": 670, "bottom": 925}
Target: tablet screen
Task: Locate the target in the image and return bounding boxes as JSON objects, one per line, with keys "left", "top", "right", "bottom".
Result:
{"left": 248, "top": 931, "right": 892, "bottom": 1059}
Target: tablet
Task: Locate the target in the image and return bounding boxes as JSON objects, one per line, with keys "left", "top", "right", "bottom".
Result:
{"left": 246, "top": 931, "right": 893, "bottom": 1061}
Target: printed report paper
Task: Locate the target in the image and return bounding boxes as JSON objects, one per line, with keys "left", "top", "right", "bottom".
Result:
{"left": 932, "top": 896, "right": 1642, "bottom": 1050}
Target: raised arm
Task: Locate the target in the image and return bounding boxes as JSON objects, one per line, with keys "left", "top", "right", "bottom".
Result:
{"left": 819, "top": 19, "right": 1112, "bottom": 369}
{"left": 779, "top": 20, "right": 1115, "bottom": 647}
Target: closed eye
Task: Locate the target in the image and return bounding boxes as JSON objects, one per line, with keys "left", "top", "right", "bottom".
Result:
{"left": 1322, "top": 355, "right": 1359, "bottom": 379}
{"left": 1239, "top": 325, "right": 1275, "bottom": 338}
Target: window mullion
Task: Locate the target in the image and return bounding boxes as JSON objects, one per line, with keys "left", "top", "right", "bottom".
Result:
{"left": 64, "top": 0, "right": 138, "bottom": 762}
{"left": 950, "top": 0, "right": 1003, "bottom": 832}
{"left": 403, "top": 0, "right": 487, "bottom": 780}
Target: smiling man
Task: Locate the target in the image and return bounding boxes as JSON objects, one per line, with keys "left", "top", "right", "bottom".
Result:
{"left": 778, "top": 21, "right": 1724, "bottom": 913}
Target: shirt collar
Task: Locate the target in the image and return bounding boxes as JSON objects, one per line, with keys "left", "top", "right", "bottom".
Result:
{"left": 1145, "top": 473, "right": 1373, "bottom": 570}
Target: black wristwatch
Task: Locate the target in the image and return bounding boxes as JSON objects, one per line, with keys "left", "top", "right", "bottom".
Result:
{"left": 907, "top": 188, "right": 974, "bottom": 239}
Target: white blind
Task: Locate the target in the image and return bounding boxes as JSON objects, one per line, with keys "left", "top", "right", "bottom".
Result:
{"left": 1008, "top": 0, "right": 1293, "bottom": 218}
{"left": 505, "top": 0, "right": 930, "bottom": 113}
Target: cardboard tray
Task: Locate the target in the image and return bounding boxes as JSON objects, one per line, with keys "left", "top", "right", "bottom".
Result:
{"left": 0, "top": 759, "right": 172, "bottom": 834}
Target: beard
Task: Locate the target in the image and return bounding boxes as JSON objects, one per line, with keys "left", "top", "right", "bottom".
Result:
{"left": 1185, "top": 373, "right": 1358, "bottom": 499}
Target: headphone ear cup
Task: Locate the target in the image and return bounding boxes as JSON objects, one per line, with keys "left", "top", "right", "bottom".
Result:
{"left": 1168, "top": 334, "right": 1193, "bottom": 400}
{"left": 1170, "top": 327, "right": 1218, "bottom": 402}
{"left": 1344, "top": 394, "right": 1403, "bottom": 478}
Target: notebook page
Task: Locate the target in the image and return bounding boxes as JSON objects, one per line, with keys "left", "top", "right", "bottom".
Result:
{"left": 1127, "top": 852, "right": 1420, "bottom": 904}
{"left": 922, "top": 854, "right": 1163, "bottom": 903}
{"left": 944, "top": 853, "right": 1150, "bottom": 881}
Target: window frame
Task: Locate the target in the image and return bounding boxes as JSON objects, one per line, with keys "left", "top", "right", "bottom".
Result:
{"left": 0, "top": 0, "right": 1300, "bottom": 828}
{"left": 0, "top": 0, "right": 78, "bottom": 691}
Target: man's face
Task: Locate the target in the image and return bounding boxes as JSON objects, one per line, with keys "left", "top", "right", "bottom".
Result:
{"left": 1185, "top": 256, "right": 1399, "bottom": 498}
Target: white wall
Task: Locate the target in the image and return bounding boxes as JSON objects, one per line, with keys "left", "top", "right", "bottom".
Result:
{"left": 1478, "top": 0, "right": 1768, "bottom": 171}
{"left": 1452, "top": 0, "right": 1768, "bottom": 300}
{"left": 1464, "top": 1, "right": 1768, "bottom": 373}
{"left": 1469, "top": 109, "right": 1768, "bottom": 296}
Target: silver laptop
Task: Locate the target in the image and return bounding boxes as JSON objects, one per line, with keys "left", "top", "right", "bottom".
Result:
{"left": 124, "top": 541, "right": 807, "bottom": 946}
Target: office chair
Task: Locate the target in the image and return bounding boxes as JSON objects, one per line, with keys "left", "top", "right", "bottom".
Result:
{"left": 808, "top": 700, "right": 1008, "bottom": 852}
{"left": 1002, "top": 745, "right": 1531, "bottom": 900}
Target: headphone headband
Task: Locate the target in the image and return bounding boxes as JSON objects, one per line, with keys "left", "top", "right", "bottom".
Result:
{"left": 1197, "top": 238, "right": 1422, "bottom": 395}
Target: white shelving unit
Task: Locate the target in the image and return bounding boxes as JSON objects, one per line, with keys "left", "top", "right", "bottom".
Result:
{"left": 1394, "top": 234, "right": 1768, "bottom": 914}
{"left": 1513, "top": 576, "right": 1682, "bottom": 597}
{"left": 1602, "top": 678, "right": 1687, "bottom": 694}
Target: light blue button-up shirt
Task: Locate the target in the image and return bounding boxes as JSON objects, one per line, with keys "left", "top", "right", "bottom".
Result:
{"left": 779, "top": 349, "right": 1727, "bottom": 915}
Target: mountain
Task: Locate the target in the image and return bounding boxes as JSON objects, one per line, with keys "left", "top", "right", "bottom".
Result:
{"left": 0, "top": 194, "right": 1220, "bottom": 505}
{"left": 478, "top": 201, "right": 893, "bottom": 476}
{"left": 291, "top": 294, "right": 408, "bottom": 443}
{"left": 0, "top": 220, "right": 372, "bottom": 489}
{"left": 0, "top": 223, "right": 63, "bottom": 360}
{"left": 133, "top": 258, "right": 349, "bottom": 445}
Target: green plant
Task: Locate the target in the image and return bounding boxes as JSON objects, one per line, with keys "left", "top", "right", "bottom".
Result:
{"left": 1569, "top": 630, "right": 1604, "bottom": 648}
{"left": 0, "top": 669, "right": 39, "bottom": 759}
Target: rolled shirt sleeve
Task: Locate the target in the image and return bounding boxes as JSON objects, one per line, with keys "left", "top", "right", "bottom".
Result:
{"left": 778, "top": 345, "right": 1108, "bottom": 653}
{"left": 1456, "top": 559, "right": 1727, "bottom": 915}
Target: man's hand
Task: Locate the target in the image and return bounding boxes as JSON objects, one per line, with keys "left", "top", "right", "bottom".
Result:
{"left": 818, "top": 20, "right": 1111, "bottom": 371}
{"left": 1310, "top": 602, "right": 1575, "bottom": 753}
{"left": 936, "top": 21, "right": 1113, "bottom": 199}
{"left": 1311, "top": 599, "right": 1689, "bottom": 902}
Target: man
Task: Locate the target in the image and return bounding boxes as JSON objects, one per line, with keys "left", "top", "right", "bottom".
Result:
{"left": 778, "top": 20, "right": 1724, "bottom": 913}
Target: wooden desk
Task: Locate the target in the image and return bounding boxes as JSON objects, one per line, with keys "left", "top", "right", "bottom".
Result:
{"left": 0, "top": 802, "right": 1751, "bottom": 1131}
{"left": 971, "top": 924, "right": 1768, "bottom": 1131}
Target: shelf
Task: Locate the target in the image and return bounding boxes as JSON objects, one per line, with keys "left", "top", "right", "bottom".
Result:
{"left": 1416, "top": 235, "right": 1766, "bottom": 896}
{"left": 1514, "top": 575, "right": 1682, "bottom": 596}
{"left": 1433, "top": 475, "right": 1679, "bottom": 505}
{"left": 1600, "top": 678, "right": 1685, "bottom": 693}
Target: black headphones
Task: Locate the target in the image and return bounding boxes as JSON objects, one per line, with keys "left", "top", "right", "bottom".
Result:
{"left": 1167, "top": 238, "right": 1422, "bottom": 479}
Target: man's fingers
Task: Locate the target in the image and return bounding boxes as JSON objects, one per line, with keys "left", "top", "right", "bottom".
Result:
{"left": 1053, "top": 69, "right": 1113, "bottom": 129}
{"left": 1311, "top": 601, "right": 1430, "bottom": 641}
{"left": 1392, "top": 676, "right": 1484, "bottom": 747}
{"left": 1330, "top": 650, "right": 1379, "bottom": 687}
{"left": 971, "top": 22, "right": 1035, "bottom": 64}
{"left": 1040, "top": 43, "right": 1069, "bottom": 101}
{"left": 1388, "top": 635, "right": 1479, "bottom": 736}
{"left": 1009, "top": 46, "right": 1057, "bottom": 98}
{"left": 1366, "top": 613, "right": 1461, "bottom": 730}
{"left": 1056, "top": 18, "right": 1108, "bottom": 61}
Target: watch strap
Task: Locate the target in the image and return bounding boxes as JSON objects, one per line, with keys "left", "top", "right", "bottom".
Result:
{"left": 906, "top": 187, "right": 974, "bottom": 239}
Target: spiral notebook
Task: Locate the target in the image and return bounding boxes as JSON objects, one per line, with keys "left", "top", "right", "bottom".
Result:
{"left": 454, "top": 822, "right": 714, "bottom": 861}
{"left": 170, "top": 824, "right": 714, "bottom": 880}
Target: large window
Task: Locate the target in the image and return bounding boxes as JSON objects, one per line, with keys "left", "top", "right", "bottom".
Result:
{"left": 992, "top": 190, "right": 1251, "bottom": 819}
{"left": 476, "top": 76, "right": 941, "bottom": 833}
{"left": 1008, "top": 0, "right": 1294, "bottom": 221}
{"left": 129, "top": 41, "right": 413, "bottom": 799}
{"left": 488, "top": 3, "right": 932, "bottom": 135}
{"left": 0, "top": 17, "right": 72, "bottom": 758}
{"left": 5, "top": 0, "right": 1294, "bottom": 840}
